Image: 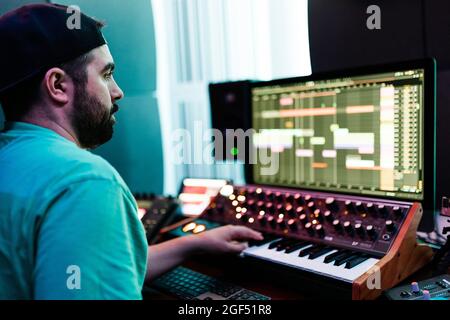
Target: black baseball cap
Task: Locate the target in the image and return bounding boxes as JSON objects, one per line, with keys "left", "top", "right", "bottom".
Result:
{"left": 0, "top": 3, "right": 106, "bottom": 94}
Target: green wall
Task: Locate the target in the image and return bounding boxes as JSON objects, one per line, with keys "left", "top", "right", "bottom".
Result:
{"left": 1, "top": 0, "right": 164, "bottom": 194}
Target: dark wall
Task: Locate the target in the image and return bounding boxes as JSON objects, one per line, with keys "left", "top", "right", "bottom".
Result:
{"left": 308, "top": 0, "right": 450, "bottom": 230}
{"left": 309, "top": 0, "right": 426, "bottom": 72}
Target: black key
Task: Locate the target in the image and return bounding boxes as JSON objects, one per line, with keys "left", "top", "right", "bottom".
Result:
{"left": 298, "top": 244, "right": 320, "bottom": 257}
{"left": 284, "top": 241, "right": 311, "bottom": 253}
{"left": 334, "top": 252, "right": 359, "bottom": 266}
{"left": 345, "top": 254, "right": 370, "bottom": 269}
{"left": 323, "top": 250, "right": 349, "bottom": 264}
{"left": 268, "top": 239, "right": 285, "bottom": 250}
{"left": 308, "top": 247, "right": 334, "bottom": 260}
{"left": 276, "top": 239, "right": 296, "bottom": 251}
{"left": 249, "top": 234, "right": 278, "bottom": 247}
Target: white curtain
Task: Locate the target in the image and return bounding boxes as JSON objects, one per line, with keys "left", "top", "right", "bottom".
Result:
{"left": 152, "top": 0, "right": 311, "bottom": 194}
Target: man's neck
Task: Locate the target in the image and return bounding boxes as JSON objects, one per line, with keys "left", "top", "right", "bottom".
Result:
{"left": 19, "top": 117, "right": 81, "bottom": 147}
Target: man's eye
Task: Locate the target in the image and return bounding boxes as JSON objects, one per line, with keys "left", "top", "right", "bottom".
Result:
{"left": 104, "top": 72, "right": 113, "bottom": 79}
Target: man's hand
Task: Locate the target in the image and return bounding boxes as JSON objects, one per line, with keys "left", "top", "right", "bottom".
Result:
{"left": 146, "top": 225, "right": 263, "bottom": 281}
{"left": 192, "top": 225, "right": 264, "bottom": 254}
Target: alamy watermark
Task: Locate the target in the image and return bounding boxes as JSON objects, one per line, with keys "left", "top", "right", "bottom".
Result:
{"left": 66, "top": 265, "right": 81, "bottom": 290}
{"left": 366, "top": 265, "right": 381, "bottom": 290}
{"left": 66, "top": 5, "right": 81, "bottom": 30}
{"left": 366, "top": 5, "right": 381, "bottom": 30}
{"left": 169, "top": 121, "right": 280, "bottom": 176}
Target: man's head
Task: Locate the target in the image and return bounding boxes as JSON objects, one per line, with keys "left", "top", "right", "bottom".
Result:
{"left": 0, "top": 4, "right": 124, "bottom": 149}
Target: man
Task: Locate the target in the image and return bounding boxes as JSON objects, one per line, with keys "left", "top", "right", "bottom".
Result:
{"left": 0, "top": 4, "right": 262, "bottom": 299}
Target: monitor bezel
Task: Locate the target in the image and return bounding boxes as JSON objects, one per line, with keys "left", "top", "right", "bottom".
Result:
{"left": 245, "top": 58, "right": 436, "bottom": 213}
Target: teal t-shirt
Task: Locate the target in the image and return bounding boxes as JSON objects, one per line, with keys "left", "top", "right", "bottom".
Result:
{"left": 0, "top": 122, "right": 148, "bottom": 299}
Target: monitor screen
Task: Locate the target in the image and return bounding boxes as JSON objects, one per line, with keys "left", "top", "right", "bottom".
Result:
{"left": 250, "top": 60, "right": 435, "bottom": 203}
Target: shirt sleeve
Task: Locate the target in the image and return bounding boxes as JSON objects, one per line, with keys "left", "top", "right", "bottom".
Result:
{"left": 33, "top": 179, "right": 148, "bottom": 300}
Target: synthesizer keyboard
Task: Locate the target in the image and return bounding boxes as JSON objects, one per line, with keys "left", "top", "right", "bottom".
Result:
{"left": 245, "top": 235, "right": 380, "bottom": 283}
{"left": 193, "top": 184, "right": 434, "bottom": 299}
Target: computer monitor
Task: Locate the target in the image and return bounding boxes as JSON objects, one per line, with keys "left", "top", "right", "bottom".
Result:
{"left": 247, "top": 59, "right": 436, "bottom": 215}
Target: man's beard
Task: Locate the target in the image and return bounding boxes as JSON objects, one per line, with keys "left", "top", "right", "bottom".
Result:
{"left": 71, "top": 88, "right": 119, "bottom": 150}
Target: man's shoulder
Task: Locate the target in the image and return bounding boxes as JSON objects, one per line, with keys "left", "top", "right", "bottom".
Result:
{"left": 3, "top": 132, "right": 124, "bottom": 186}
{"left": 45, "top": 140, "right": 123, "bottom": 184}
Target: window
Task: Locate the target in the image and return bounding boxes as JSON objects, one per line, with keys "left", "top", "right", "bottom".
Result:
{"left": 152, "top": 0, "right": 311, "bottom": 194}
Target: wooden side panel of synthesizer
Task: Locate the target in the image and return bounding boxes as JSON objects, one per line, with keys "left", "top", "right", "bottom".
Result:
{"left": 352, "top": 203, "right": 434, "bottom": 300}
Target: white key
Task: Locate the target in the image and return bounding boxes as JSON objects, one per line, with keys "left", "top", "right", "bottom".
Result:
{"left": 242, "top": 240, "right": 379, "bottom": 283}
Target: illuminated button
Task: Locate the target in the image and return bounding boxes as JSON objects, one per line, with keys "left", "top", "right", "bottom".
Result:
{"left": 366, "top": 225, "right": 377, "bottom": 240}
{"left": 393, "top": 206, "right": 403, "bottom": 217}
{"left": 333, "top": 219, "right": 342, "bottom": 231}
{"left": 193, "top": 224, "right": 206, "bottom": 234}
{"left": 299, "top": 213, "right": 308, "bottom": 224}
{"left": 236, "top": 207, "right": 242, "bottom": 213}
{"left": 315, "top": 224, "right": 325, "bottom": 237}
{"left": 237, "top": 195, "right": 246, "bottom": 202}
{"left": 287, "top": 219, "right": 298, "bottom": 230}
{"left": 355, "top": 201, "right": 365, "bottom": 213}
{"left": 345, "top": 200, "right": 355, "bottom": 212}
{"left": 294, "top": 193, "right": 304, "bottom": 205}
{"left": 267, "top": 216, "right": 276, "bottom": 228}
{"left": 324, "top": 210, "right": 333, "bottom": 221}
{"left": 325, "top": 197, "right": 339, "bottom": 212}
{"left": 220, "top": 185, "right": 234, "bottom": 197}
{"left": 229, "top": 194, "right": 236, "bottom": 201}
{"left": 385, "top": 220, "right": 396, "bottom": 233}
{"left": 258, "top": 215, "right": 267, "bottom": 226}
{"left": 344, "top": 221, "right": 354, "bottom": 234}
{"left": 377, "top": 204, "right": 388, "bottom": 217}
{"left": 307, "top": 201, "right": 316, "bottom": 211}
{"left": 275, "top": 192, "right": 284, "bottom": 203}
{"left": 286, "top": 194, "right": 294, "bottom": 203}
{"left": 285, "top": 204, "right": 294, "bottom": 217}
{"left": 411, "top": 282, "right": 420, "bottom": 294}
{"left": 277, "top": 218, "right": 286, "bottom": 228}
{"left": 266, "top": 192, "right": 275, "bottom": 202}
{"left": 232, "top": 200, "right": 239, "bottom": 206}
{"left": 138, "top": 208, "right": 147, "bottom": 220}
{"left": 248, "top": 200, "right": 257, "bottom": 211}
{"left": 314, "top": 209, "right": 323, "bottom": 222}
{"left": 182, "top": 222, "right": 197, "bottom": 233}
{"left": 305, "top": 222, "right": 314, "bottom": 235}
{"left": 366, "top": 202, "right": 376, "bottom": 214}
{"left": 355, "top": 223, "right": 364, "bottom": 236}
{"left": 248, "top": 217, "right": 255, "bottom": 224}
{"left": 235, "top": 213, "right": 242, "bottom": 220}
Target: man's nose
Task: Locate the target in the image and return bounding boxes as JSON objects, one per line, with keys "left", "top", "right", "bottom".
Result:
{"left": 111, "top": 79, "right": 124, "bottom": 101}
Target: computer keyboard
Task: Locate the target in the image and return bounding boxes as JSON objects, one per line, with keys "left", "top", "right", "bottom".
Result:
{"left": 150, "top": 266, "right": 271, "bottom": 300}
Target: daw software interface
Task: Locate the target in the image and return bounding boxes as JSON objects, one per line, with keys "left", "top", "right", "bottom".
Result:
{"left": 251, "top": 68, "right": 426, "bottom": 201}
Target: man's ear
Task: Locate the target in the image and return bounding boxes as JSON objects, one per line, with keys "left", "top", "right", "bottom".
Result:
{"left": 43, "top": 67, "right": 72, "bottom": 105}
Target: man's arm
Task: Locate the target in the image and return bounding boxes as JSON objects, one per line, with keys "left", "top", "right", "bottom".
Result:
{"left": 145, "top": 225, "right": 263, "bottom": 281}
{"left": 34, "top": 179, "right": 147, "bottom": 299}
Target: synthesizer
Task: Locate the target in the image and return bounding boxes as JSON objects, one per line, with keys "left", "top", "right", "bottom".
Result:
{"left": 194, "top": 184, "right": 433, "bottom": 300}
